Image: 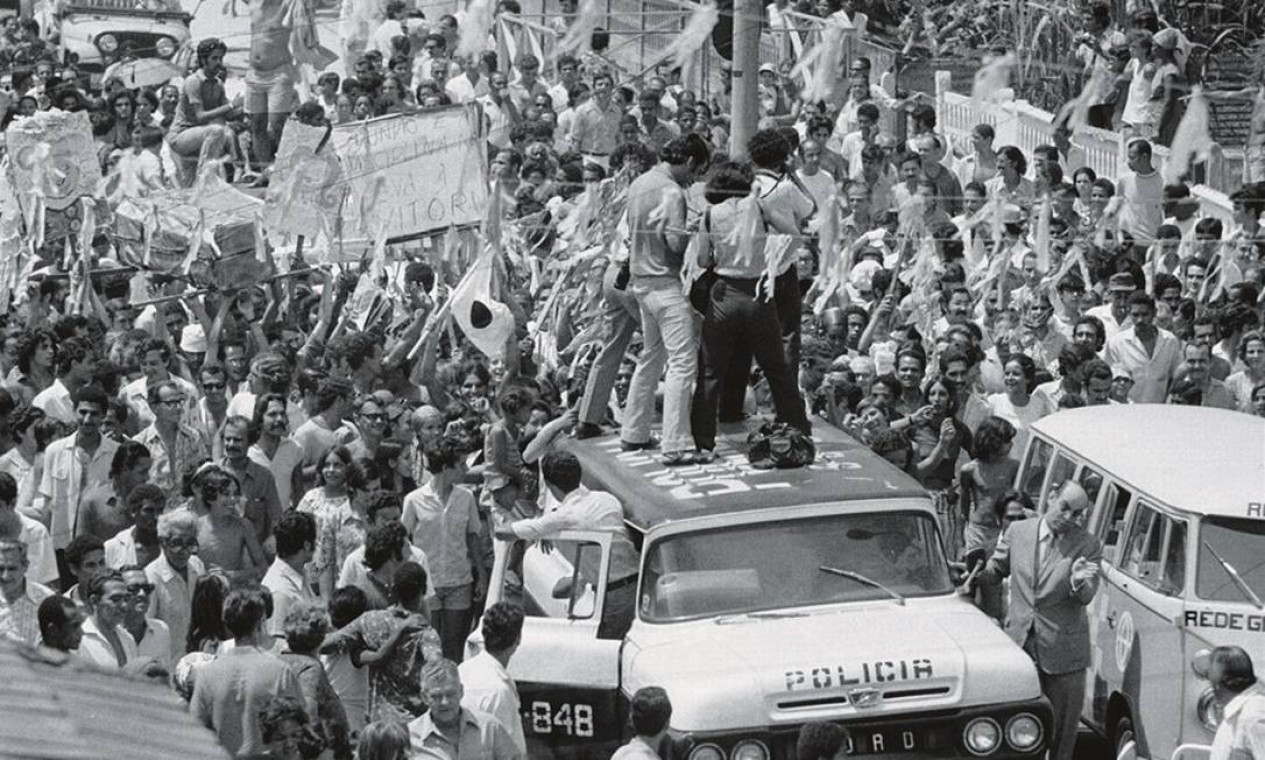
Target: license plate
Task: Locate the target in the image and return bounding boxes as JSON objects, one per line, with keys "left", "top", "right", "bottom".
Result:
{"left": 847, "top": 727, "right": 924, "bottom": 755}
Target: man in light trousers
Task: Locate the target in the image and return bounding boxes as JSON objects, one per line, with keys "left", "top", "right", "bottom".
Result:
{"left": 619, "top": 134, "right": 711, "bottom": 466}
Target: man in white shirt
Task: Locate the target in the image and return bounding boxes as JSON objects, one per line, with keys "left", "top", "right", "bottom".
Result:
{"left": 496, "top": 451, "right": 639, "bottom": 640}
{"left": 32, "top": 337, "right": 93, "bottom": 426}
{"left": 1114, "top": 138, "right": 1165, "bottom": 251}
{"left": 1105, "top": 292, "right": 1182, "bottom": 404}
{"left": 261, "top": 511, "right": 317, "bottom": 637}
{"left": 36, "top": 386, "right": 119, "bottom": 557}
{"left": 459, "top": 602, "right": 526, "bottom": 755}
{"left": 1200, "top": 646, "right": 1265, "bottom": 760}
{"left": 611, "top": 687, "right": 673, "bottom": 760}
{"left": 0, "top": 472, "right": 56, "bottom": 587}
{"left": 795, "top": 139, "right": 836, "bottom": 219}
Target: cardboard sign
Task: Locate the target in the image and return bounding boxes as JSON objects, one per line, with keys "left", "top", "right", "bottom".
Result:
{"left": 262, "top": 121, "right": 344, "bottom": 237}
{"left": 6, "top": 109, "right": 101, "bottom": 212}
{"left": 331, "top": 104, "right": 489, "bottom": 240}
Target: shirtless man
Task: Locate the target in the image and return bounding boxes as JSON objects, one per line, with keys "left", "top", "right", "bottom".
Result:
{"left": 246, "top": 0, "right": 312, "bottom": 181}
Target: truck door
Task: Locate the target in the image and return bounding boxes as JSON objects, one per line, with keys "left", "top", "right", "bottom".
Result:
{"left": 485, "top": 529, "right": 625, "bottom": 759}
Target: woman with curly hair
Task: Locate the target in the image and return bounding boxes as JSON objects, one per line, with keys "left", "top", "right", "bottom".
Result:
{"left": 5, "top": 327, "right": 56, "bottom": 404}
{"left": 279, "top": 601, "right": 351, "bottom": 760}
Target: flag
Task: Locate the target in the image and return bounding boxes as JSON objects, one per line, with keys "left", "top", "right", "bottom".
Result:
{"left": 451, "top": 244, "right": 516, "bottom": 360}
{"left": 457, "top": 0, "right": 492, "bottom": 57}
{"left": 662, "top": 0, "right": 719, "bottom": 70}
{"left": 553, "top": 0, "right": 600, "bottom": 60}
{"left": 1164, "top": 85, "right": 1214, "bottom": 183}
{"left": 971, "top": 53, "right": 1015, "bottom": 113}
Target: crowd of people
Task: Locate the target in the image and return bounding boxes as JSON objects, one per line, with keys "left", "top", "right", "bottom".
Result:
{"left": 0, "top": 0, "right": 1263, "bottom": 756}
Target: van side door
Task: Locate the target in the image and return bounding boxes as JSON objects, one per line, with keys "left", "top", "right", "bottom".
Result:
{"left": 1103, "top": 500, "right": 1188, "bottom": 760}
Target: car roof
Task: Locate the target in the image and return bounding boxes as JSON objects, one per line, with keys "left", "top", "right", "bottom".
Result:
{"left": 1030, "top": 406, "right": 1265, "bottom": 519}
{"left": 556, "top": 421, "right": 928, "bottom": 531}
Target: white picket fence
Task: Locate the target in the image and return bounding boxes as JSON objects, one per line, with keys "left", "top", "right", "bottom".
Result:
{"left": 932, "top": 71, "right": 1238, "bottom": 226}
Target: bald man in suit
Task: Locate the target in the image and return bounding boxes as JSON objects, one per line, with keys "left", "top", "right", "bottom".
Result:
{"left": 976, "top": 481, "right": 1102, "bottom": 760}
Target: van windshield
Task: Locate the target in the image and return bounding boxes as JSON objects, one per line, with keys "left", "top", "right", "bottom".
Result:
{"left": 640, "top": 511, "right": 952, "bottom": 622}
{"left": 1197, "top": 517, "right": 1265, "bottom": 604}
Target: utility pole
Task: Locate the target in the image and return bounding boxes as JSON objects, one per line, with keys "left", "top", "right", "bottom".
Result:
{"left": 729, "top": 0, "right": 762, "bottom": 160}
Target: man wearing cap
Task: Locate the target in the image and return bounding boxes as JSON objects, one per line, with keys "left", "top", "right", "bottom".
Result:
{"left": 1104, "top": 292, "right": 1182, "bottom": 404}
{"left": 1085, "top": 273, "right": 1137, "bottom": 340}
{"left": 1200, "top": 646, "right": 1265, "bottom": 760}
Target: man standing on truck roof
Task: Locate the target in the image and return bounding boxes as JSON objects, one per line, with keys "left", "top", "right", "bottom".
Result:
{"left": 973, "top": 481, "right": 1102, "bottom": 760}
{"left": 1200, "top": 646, "right": 1265, "bottom": 760}
{"left": 493, "top": 450, "right": 639, "bottom": 640}
{"left": 245, "top": 0, "right": 315, "bottom": 184}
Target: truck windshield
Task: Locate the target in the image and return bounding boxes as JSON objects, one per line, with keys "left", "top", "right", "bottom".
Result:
{"left": 641, "top": 511, "right": 953, "bottom": 622}
{"left": 1197, "top": 517, "right": 1265, "bottom": 605}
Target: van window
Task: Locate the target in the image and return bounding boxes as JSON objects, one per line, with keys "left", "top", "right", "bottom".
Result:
{"left": 1019, "top": 438, "right": 1053, "bottom": 502}
{"left": 1197, "top": 517, "right": 1265, "bottom": 604}
{"left": 1099, "top": 483, "right": 1133, "bottom": 562}
{"left": 1042, "top": 453, "right": 1079, "bottom": 512}
{"left": 1123, "top": 504, "right": 1162, "bottom": 582}
{"left": 1163, "top": 521, "right": 1187, "bottom": 595}
{"left": 1078, "top": 466, "right": 1104, "bottom": 515}
{"left": 1122, "top": 503, "right": 1185, "bottom": 595}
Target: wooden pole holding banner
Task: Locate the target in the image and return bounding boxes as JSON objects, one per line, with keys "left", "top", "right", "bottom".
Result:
{"left": 729, "top": 0, "right": 762, "bottom": 160}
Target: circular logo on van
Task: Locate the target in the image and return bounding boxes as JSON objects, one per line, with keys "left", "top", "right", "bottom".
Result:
{"left": 1114, "top": 611, "right": 1135, "bottom": 671}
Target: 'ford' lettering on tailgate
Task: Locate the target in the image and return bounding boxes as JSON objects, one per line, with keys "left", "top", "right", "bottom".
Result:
{"left": 785, "top": 659, "right": 935, "bottom": 691}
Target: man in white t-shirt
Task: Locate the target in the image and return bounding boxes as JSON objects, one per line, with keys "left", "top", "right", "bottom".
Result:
{"left": 795, "top": 139, "right": 836, "bottom": 221}
{"left": 1115, "top": 138, "right": 1165, "bottom": 250}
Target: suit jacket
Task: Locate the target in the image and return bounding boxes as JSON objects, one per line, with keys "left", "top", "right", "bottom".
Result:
{"left": 980, "top": 518, "right": 1103, "bottom": 675}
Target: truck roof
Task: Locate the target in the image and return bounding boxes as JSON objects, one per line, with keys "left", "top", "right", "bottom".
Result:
{"left": 556, "top": 421, "right": 929, "bottom": 532}
{"left": 1030, "top": 406, "right": 1265, "bottom": 520}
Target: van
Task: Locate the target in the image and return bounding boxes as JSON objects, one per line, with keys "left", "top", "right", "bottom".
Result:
{"left": 1013, "top": 406, "right": 1265, "bottom": 760}
{"left": 470, "top": 422, "right": 1052, "bottom": 759}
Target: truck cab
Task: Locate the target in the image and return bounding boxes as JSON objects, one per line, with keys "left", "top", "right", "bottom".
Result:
{"left": 469, "top": 423, "right": 1053, "bottom": 759}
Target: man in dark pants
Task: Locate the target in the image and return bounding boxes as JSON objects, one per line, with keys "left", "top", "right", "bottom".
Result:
{"left": 717, "top": 129, "right": 815, "bottom": 421}
{"left": 691, "top": 161, "right": 810, "bottom": 458}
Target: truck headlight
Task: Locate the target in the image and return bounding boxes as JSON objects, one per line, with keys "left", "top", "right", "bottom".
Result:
{"left": 730, "top": 740, "right": 769, "bottom": 760}
{"left": 964, "top": 717, "right": 1002, "bottom": 756}
{"left": 1005, "top": 713, "right": 1042, "bottom": 751}
{"left": 96, "top": 34, "right": 119, "bottom": 53}
{"left": 1197, "top": 687, "right": 1223, "bottom": 731}
{"left": 155, "top": 36, "right": 176, "bottom": 57}
{"left": 688, "top": 744, "right": 724, "bottom": 760}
